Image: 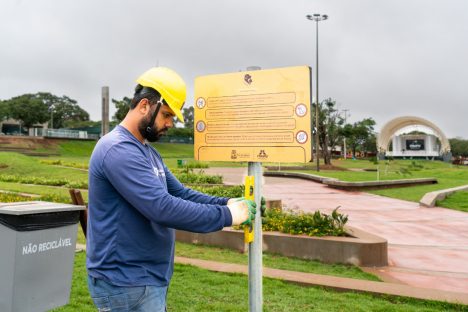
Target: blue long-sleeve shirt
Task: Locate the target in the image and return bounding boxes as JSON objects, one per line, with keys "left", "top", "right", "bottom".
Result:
{"left": 86, "top": 125, "right": 232, "bottom": 286}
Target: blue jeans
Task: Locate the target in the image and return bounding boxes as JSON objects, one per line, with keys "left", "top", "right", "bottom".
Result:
{"left": 88, "top": 275, "right": 167, "bottom": 312}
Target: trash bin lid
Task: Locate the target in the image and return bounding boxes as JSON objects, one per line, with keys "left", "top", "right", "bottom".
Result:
{"left": 0, "top": 201, "right": 85, "bottom": 231}
{"left": 0, "top": 201, "right": 85, "bottom": 216}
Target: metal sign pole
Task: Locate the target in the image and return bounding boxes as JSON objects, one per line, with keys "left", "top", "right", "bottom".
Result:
{"left": 248, "top": 161, "right": 262, "bottom": 312}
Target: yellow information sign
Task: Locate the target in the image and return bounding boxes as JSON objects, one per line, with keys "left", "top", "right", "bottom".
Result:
{"left": 194, "top": 66, "right": 312, "bottom": 163}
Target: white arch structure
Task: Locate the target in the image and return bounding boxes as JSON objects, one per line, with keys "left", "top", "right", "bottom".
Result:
{"left": 377, "top": 116, "right": 451, "bottom": 155}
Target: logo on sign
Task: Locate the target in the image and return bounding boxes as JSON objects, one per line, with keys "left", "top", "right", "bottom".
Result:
{"left": 257, "top": 149, "right": 268, "bottom": 159}
{"left": 244, "top": 74, "right": 253, "bottom": 85}
{"left": 231, "top": 150, "right": 238, "bottom": 160}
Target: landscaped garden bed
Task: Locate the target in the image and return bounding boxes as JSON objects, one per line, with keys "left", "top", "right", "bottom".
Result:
{"left": 177, "top": 208, "right": 387, "bottom": 267}
{"left": 176, "top": 226, "right": 387, "bottom": 267}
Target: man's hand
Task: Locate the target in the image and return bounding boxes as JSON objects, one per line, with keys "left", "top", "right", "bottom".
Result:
{"left": 227, "top": 197, "right": 266, "bottom": 216}
{"left": 227, "top": 199, "right": 257, "bottom": 226}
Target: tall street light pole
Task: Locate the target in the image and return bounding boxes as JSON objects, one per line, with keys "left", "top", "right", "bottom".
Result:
{"left": 306, "top": 13, "right": 328, "bottom": 172}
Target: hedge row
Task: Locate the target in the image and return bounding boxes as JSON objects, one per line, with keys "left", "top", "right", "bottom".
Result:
{"left": 0, "top": 175, "right": 87, "bottom": 189}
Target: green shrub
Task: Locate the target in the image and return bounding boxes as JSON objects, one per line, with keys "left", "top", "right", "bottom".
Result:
{"left": 185, "top": 161, "right": 209, "bottom": 169}
{"left": 0, "top": 174, "right": 88, "bottom": 189}
{"left": 39, "top": 193, "right": 73, "bottom": 204}
{"left": 0, "top": 192, "right": 72, "bottom": 205}
{"left": 262, "top": 207, "right": 348, "bottom": 237}
{"left": 0, "top": 193, "right": 32, "bottom": 202}
{"left": 39, "top": 159, "right": 89, "bottom": 170}
{"left": 191, "top": 185, "right": 244, "bottom": 198}
{"left": 175, "top": 172, "right": 223, "bottom": 184}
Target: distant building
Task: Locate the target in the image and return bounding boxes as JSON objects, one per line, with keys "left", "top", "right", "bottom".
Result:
{"left": 0, "top": 119, "right": 90, "bottom": 139}
{"left": 377, "top": 116, "right": 451, "bottom": 162}
{"left": 0, "top": 118, "right": 48, "bottom": 136}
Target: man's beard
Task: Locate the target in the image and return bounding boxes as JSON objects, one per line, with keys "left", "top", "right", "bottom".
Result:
{"left": 137, "top": 114, "right": 167, "bottom": 142}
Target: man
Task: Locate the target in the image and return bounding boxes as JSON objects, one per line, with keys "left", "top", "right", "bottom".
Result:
{"left": 86, "top": 67, "right": 256, "bottom": 311}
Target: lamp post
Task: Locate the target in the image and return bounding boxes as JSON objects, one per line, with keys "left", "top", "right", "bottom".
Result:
{"left": 306, "top": 13, "right": 328, "bottom": 172}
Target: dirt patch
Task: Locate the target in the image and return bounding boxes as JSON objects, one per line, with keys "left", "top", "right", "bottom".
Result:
{"left": 319, "top": 164, "right": 348, "bottom": 171}
{"left": 0, "top": 137, "right": 61, "bottom": 156}
{"left": 0, "top": 136, "right": 60, "bottom": 152}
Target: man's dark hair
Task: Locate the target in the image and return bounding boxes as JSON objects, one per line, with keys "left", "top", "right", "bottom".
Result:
{"left": 130, "top": 84, "right": 162, "bottom": 109}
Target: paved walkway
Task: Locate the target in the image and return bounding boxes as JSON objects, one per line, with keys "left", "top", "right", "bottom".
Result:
{"left": 204, "top": 167, "right": 468, "bottom": 295}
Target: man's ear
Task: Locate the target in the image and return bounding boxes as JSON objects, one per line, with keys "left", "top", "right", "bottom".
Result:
{"left": 137, "top": 98, "right": 150, "bottom": 114}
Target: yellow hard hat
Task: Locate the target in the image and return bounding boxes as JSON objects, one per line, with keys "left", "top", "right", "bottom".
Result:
{"left": 136, "top": 67, "right": 186, "bottom": 122}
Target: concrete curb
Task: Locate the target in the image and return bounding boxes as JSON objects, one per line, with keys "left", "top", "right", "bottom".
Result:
{"left": 264, "top": 171, "right": 438, "bottom": 191}
{"left": 420, "top": 185, "right": 468, "bottom": 207}
{"left": 176, "top": 227, "right": 388, "bottom": 267}
{"left": 324, "top": 177, "right": 438, "bottom": 191}
{"left": 263, "top": 171, "right": 337, "bottom": 183}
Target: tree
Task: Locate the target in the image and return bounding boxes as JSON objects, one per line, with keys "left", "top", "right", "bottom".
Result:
{"left": 173, "top": 106, "right": 194, "bottom": 130}
{"left": 63, "top": 120, "right": 101, "bottom": 129}
{"left": 112, "top": 97, "right": 131, "bottom": 122}
{"left": 44, "top": 93, "right": 89, "bottom": 128}
{"left": 0, "top": 100, "right": 9, "bottom": 121}
{"left": 182, "top": 106, "right": 194, "bottom": 129}
{"left": 312, "top": 98, "right": 345, "bottom": 165}
{"left": 450, "top": 137, "right": 468, "bottom": 157}
{"left": 342, "top": 118, "right": 376, "bottom": 158}
{"left": 3, "top": 92, "right": 89, "bottom": 129}
{"left": 6, "top": 94, "right": 50, "bottom": 128}
{"left": 167, "top": 127, "right": 193, "bottom": 137}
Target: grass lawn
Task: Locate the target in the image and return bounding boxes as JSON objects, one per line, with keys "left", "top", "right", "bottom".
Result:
{"left": 0, "top": 152, "right": 88, "bottom": 183}
{"left": 52, "top": 252, "right": 467, "bottom": 312}
{"left": 437, "top": 191, "right": 468, "bottom": 212}
{"left": 57, "top": 140, "right": 98, "bottom": 158}
{"left": 175, "top": 242, "right": 379, "bottom": 281}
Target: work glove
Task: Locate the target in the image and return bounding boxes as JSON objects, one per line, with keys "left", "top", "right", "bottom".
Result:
{"left": 227, "top": 199, "right": 256, "bottom": 226}
{"left": 227, "top": 196, "right": 266, "bottom": 217}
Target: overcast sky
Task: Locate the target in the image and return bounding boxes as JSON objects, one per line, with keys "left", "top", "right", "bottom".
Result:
{"left": 1, "top": 0, "right": 467, "bottom": 138}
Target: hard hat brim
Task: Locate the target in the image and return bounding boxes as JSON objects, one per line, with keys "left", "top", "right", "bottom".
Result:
{"left": 171, "top": 104, "right": 184, "bottom": 123}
